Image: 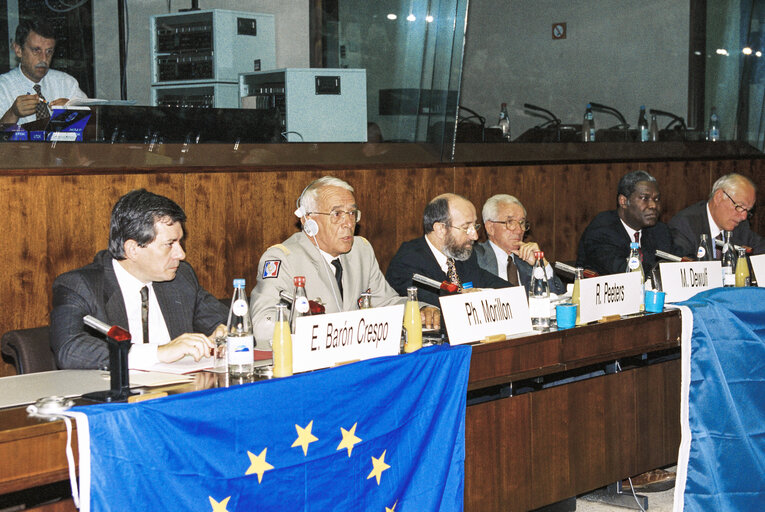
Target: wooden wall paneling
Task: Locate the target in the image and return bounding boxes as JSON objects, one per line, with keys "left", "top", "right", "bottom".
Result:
{"left": 465, "top": 394, "right": 533, "bottom": 512}
{"left": 647, "top": 160, "right": 710, "bottom": 220}
{"left": 1, "top": 177, "right": 50, "bottom": 338}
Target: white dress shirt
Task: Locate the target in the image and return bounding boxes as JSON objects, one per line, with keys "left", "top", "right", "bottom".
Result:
{"left": 0, "top": 66, "right": 86, "bottom": 124}
{"left": 112, "top": 259, "right": 171, "bottom": 369}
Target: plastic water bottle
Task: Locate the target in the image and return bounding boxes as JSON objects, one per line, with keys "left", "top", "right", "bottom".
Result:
{"left": 638, "top": 106, "right": 649, "bottom": 142}
{"left": 289, "top": 276, "right": 309, "bottom": 333}
{"left": 498, "top": 102, "right": 511, "bottom": 142}
{"left": 649, "top": 113, "right": 659, "bottom": 142}
{"left": 708, "top": 107, "right": 720, "bottom": 141}
{"left": 626, "top": 242, "right": 645, "bottom": 309}
{"left": 582, "top": 104, "right": 595, "bottom": 142}
{"left": 226, "top": 278, "right": 254, "bottom": 377}
{"left": 696, "top": 234, "right": 711, "bottom": 261}
{"left": 721, "top": 231, "right": 736, "bottom": 286}
{"left": 529, "top": 251, "right": 551, "bottom": 331}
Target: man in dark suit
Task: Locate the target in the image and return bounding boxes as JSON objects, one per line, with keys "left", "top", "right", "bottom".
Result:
{"left": 576, "top": 170, "right": 676, "bottom": 276}
{"left": 50, "top": 189, "right": 228, "bottom": 369}
{"left": 475, "top": 194, "right": 566, "bottom": 294}
{"left": 669, "top": 173, "right": 764, "bottom": 258}
{"left": 386, "top": 193, "right": 511, "bottom": 307}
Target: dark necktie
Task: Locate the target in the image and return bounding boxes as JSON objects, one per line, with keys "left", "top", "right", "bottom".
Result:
{"left": 331, "top": 259, "right": 344, "bottom": 299}
{"left": 33, "top": 84, "right": 50, "bottom": 120}
{"left": 634, "top": 232, "right": 643, "bottom": 262}
{"left": 506, "top": 255, "right": 520, "bottom": 286}
{"left": 140, "top": 285, "right": 150, "bottom": 344}
{"left": 446, "top": 258, "right": 462, "bottom": 291}
{"left": 714, "top": 233, "right": 723, "bottom": 260}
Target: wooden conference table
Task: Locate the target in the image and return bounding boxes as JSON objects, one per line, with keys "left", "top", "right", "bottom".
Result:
{"left": 0, "top": 310, "right": 681, "bottom": 512}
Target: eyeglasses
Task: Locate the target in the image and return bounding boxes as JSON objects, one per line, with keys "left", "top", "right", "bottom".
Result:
{"left": 308, "top": 209, "right": 361, "bottom": 224}
{"left": 487, "top": 219, "right": 531, "bottom": 232}
{"left": 723, "top": 190, "right": 754, "bottom": 218}
{"left": 446, "top": 222, "right": 482, "bottom": 235}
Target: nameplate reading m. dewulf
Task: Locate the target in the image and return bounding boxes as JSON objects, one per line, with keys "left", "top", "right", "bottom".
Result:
{"left": 659, "top": 260, "right": 722, "bottom": 302}
{"left": 578, "top": 272, "right": 643, "bottom": 324}
{"left": 439, "top": 286, "right": 531, "bottom": 345}
{"left": 292, "top": 304, "right": 404, "bottom": 373}
{"left": 750, "top": 254, "right": 765, "bottom": 287}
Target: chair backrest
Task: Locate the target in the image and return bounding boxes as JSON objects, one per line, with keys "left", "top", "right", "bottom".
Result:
{"left": 0, "top": 326, "right": 57, "bottom": 374}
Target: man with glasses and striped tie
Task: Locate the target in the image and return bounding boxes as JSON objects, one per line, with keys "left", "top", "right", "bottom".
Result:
{"left": 669, "top": 173, "right": 764, "bottom": 258}
{"left": 475, "top": 194, "right": 566, "bottom": 295}
{"left": 0, "top": 18, "right": 86, "bottom": 125}
{"left": 386, "top": 193, "right": 512, "bottom": 308}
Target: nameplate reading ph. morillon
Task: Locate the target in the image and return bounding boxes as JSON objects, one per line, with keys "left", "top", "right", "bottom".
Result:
{"left": 750, "top": 254, "right": 765, "bottom": 288}
{"left": 439, "top": 287, "right": 532, "bottom": 345}
{"left": 292, "top": 305, "right": 404, "bottom": 373}
{"left": 659, "top": 261, "right": 722, "bottom": 302}
{"left": 577, "top": 272, "right": 643, "bottom": 324}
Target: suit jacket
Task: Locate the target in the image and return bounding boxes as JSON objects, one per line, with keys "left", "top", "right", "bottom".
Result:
{"left": 474, "top": 240, "right": 566, "bottom": 295}
{"left": 385, "top": 236, "right": 511, "bottom": 308}
{"left": 249, "top": 232, "right": 405, "bottom": 345}
{"left": 50, "top": 250, "right": 228, "bottom": 369}
{"left": 575, "top": 210, "right": 676, "bottom": 276}
{"left": 669, "top": 200, "right": 765, "bottom": 258}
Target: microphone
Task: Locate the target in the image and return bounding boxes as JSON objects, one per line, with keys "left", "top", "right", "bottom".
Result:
{"left": 589, "top": 102, "right": 628, "bottom": 129}
{"left": 655, "top": 249, "right": 694, "bottom": 262}
{"left": 412, "top": 273, "right": 459, "bottom": 293}
{"left": 81, "top": 315, "right": 133, "bottom": 402}
{"left": 84, "top": 315, "right": 132, "bottom": 342}
{"left": 554, "top": 261, "right": 599, "bottom": 278}
{"left": 649, "top": 109, "right": 687, "bottom": 130}
{"left": 714, "top": 238, "right": 752, "bottom": 254}
{"left": 523, "top": 103, "right": 561, "bottom": 126}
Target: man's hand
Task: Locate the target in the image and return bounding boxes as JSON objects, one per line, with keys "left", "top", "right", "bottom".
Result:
{"left": 512, "top": 241, "right": 545, "bottom": 266}
{"left": 420, "top": 306, "right": 441, "bottom": 330}
{"left": 157, "top": 332, "right": 216, "bottom": 363}
{"left": 50, "top": 98, "right": 69, "bottom": 107}
{"left": 1, "top": 94, "right": 39, "bottom": 124}
{"left": 209, "top": 324, "right": 227, "bottom": 341}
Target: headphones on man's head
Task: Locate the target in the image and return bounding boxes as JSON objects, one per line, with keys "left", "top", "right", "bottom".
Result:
{"left": 295, "top": 181, "right": 320, "bottom": 237}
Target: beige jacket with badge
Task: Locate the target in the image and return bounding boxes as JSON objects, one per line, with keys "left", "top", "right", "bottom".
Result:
{"left": 249, "top": 232, "right": 406, "bottom": 347}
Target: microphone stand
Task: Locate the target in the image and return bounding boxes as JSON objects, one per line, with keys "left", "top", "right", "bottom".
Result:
{"left": 523, "top": 103, "right": 562, "bottom": 141}
{"left": 80, "top": 315, "right": 135, "bottom": 402}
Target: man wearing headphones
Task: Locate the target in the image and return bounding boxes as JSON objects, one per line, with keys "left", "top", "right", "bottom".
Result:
{"left": 249, "top": 176, "right": 440, "bottom": 346}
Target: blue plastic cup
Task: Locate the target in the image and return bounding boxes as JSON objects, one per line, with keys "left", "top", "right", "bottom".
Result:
{"left": 644, "top": 290, "right": 666, "bottom": 313}
{"left": 556, "top": 303, "right": 577, "bottom": 329}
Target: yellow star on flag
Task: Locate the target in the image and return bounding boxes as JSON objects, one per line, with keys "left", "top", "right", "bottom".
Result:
{"left": 291, "top": 420, "right": 319, "bottom": 456}
{"left": 367, "top": 449, "right": 391, "bottom": 485}
{"left": 208, "top": 496, "right": 231, "bottom": 512}
{"left": 336, "top": 422, "right": 362, "bottom": 457}
{"left": 245, "top": 448, "right": 274, "bottom": 483}
{"left": 385, "top": 500, "right": 398, "bottom": 512}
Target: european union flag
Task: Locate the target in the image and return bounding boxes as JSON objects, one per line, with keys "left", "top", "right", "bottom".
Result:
{"left": 674, "top": 288, "right": 765, "bottom": 511}
{"left": 70, "top": 344, "right": 471, "bottom": 512}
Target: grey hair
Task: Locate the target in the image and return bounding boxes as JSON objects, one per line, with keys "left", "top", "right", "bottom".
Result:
{"left": 298, "top": 176, "right": 355, "bottom": 213}
{"left": 482, "top": 194, "right": 526, "bottom": 222}
{"left": 710, "top": 173, "right": 756, "bottom": 199}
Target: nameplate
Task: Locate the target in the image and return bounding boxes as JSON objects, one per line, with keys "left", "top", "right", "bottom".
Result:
{"left": 659, "top": 261, "right": 722, "bottom": 302}
{"left": 578, "top": 272, "right": 643, "bottom": 324}
{"left": 292, "top": 305, "right": 404, "bottom": 373}
{"left": 751, "top": 254, "right": 765, "bottom": 287}
{"left": 439, "top": 287, "right": 531, "bottom": 345}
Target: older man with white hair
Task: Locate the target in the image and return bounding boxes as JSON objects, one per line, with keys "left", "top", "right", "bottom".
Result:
{"left": 475, "top": 194, "right": 565, "bottom": 294}
{"left": 250, "top": 176, "right": 439, "bottom": 346}
{"left": 670, "top": 173, "right": 764, "bottom": 258}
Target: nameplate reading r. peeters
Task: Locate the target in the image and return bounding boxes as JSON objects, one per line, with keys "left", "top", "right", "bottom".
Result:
{"left": 578, "top": 272, "right": 643, "bottom": 324}
{"left": 292, "top": 305, "right": 404, "bottom": 373}
{"left": 659, "top": 260, "right": 722, "bottom": 302}
{"left": 439, "top": 286, "right": 531, "bottom": 345}
{"left": 749, "top": 254, "right": 765, "bottom": 288}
